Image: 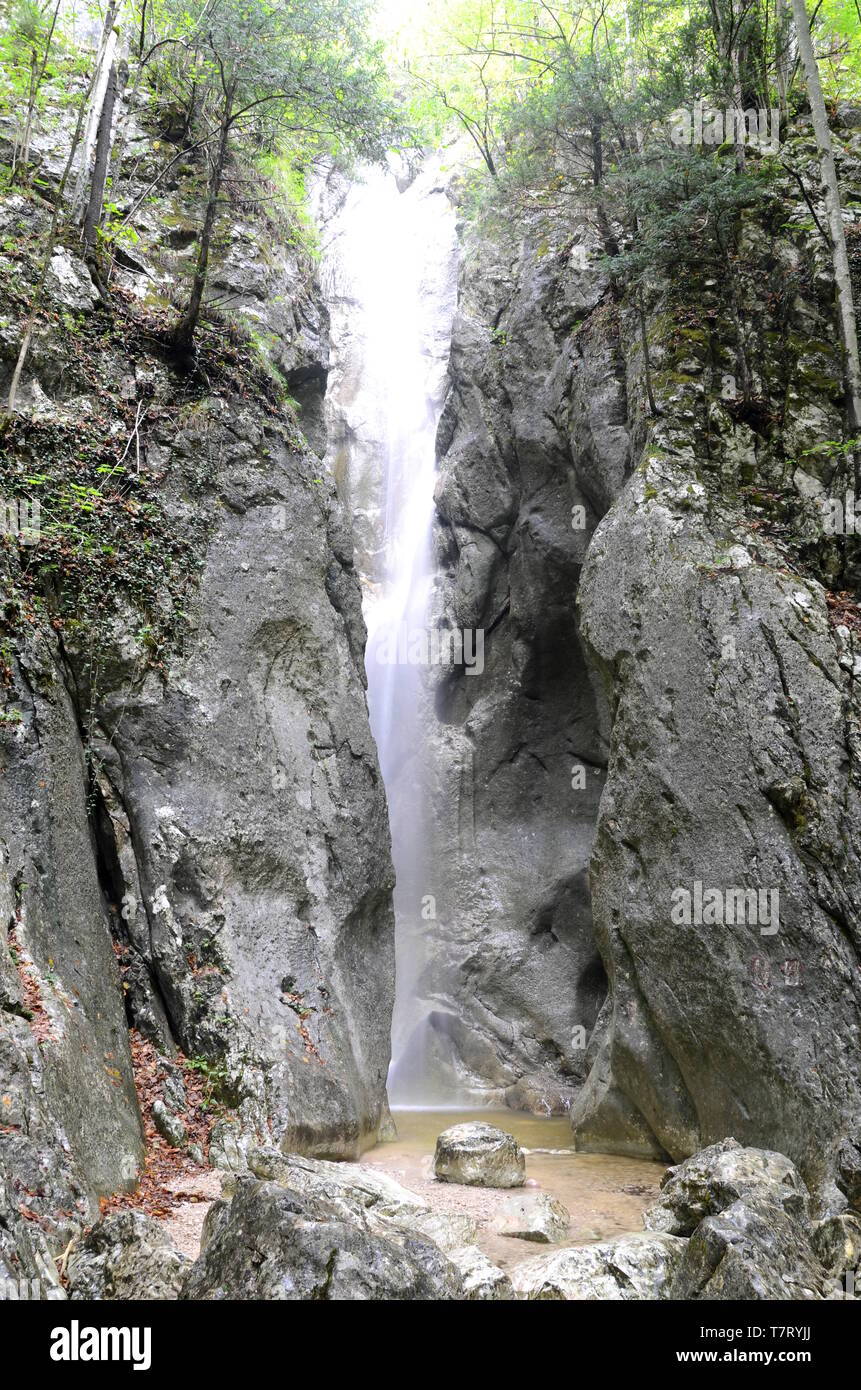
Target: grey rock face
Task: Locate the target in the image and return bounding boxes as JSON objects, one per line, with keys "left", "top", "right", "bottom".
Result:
{"left": 208, "top": 1120, "right": 248, "bottom": 1175}
{"left": 46, "top": 249, "right": 99, "bottom": 312}
{"left": 512, "top": 1232, "right": 687, "bottom": 1300}
{"left": 89, "top": 412, "right": 394, "bottom": 1161}
{"left": 66, "top": 1211, "right": 189, "bottom": 1301}
{"left": 503, "top": 1074, "right": 578, "bottom": 1117}
{"left": 490, "top": 1191, "right": 570, "bottom": 1243}
{"left": 668, "top": 1199, "right": 823, "bottom": 1301}
{"left": 811, "top": 1213, "right": 861, "bottom": 1280}
{"left": 246, "top": 1144, "right": 427, "bottom": 1223}
{"left": 433, "top": 1122, "right": 525, "bottom": 1188}
{"left": 181, "top": 1179, "right": 463, "bottom": 1300}
{"left": 0, "top": 1099, "right": 71, "bottom": 1299}
{"left": 505, "top": 1140, "right": 835, "bottom": 1301}
{"left": 564, "top": 127, "right": 861, "bottom": 1188}
{"left": 836, "top": 102, "right": 861, "bottom": 130}
{"left": 52, "top": 139, "right": 392, "bottom": 1167}
{"left": 835, "top": 1130, "right": 861, "bottom": 1210}
{"left": 570, "top": 996, "right": 669, "bottom": 1160}
{"left": 247, "top": 1143, "right": 476, "bottom": 1251}
{"left": 0, "top": 637, "right": 144, "bottom": 1211}
{"left": 401, "top": 1210, "right": 478, "bottom": 1253}
{"left": 417, "top": 125, "right": 861, "bottom": 1188}
{"left": 574, "top": 455, "right": 861, "bottom": 1182}
{"left": 643, "top": 1139, "right": 810, "bottom": 1236}
{"left": 0, "top": 86, "right": 397, "bottom": 1287}
{"left": 159, "top": 1064, "right": 187, "bottom": 1116}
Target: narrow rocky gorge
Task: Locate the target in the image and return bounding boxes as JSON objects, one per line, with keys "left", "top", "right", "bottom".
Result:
{"left": 1, "top": 0, "right": 861, "bottom": 1314}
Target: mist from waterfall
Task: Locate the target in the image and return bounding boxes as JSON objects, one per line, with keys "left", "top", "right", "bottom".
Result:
{"left": 319, "top": 158, "right": 459, "bottom": 1105}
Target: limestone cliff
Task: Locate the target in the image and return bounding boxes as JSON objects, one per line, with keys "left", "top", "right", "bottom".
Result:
{"left": 0, "top": 85, "right": 395, "bottom": 1287}
{"left": 421, "top": 109, "right": 861, "bottom": 1193}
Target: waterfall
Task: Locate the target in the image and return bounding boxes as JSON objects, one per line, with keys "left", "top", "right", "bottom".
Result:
{"left": 319, "top": 156, "right": 459, "bottom": 1105}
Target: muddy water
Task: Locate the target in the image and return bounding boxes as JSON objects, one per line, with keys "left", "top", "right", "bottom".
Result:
{"left": 363, "top": 1109, "right": 667, "bottom": 1272}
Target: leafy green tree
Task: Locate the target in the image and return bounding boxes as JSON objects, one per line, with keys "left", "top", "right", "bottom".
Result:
{"left": 608, "top": 145, "right": 774, "bottom": 405}
{"left": 790, "top": 0, "right": 861, "bottom": 484}
{"left": 165, "top": 0, "right": 397, "bottom": 355}
{"left": 6, "top": 51, "right": 100, "bottom": 409}
{"left": 0, "top": 0, "right": 62, "bottom": 182}
{"left": 397, "top": 0, "right": 541, "bottom": 175}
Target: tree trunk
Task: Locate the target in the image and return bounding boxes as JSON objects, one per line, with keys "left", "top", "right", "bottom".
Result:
{"left": 730, "top": 40, "right": 747, "bottom": 170}
{"left": 775, "top": 0, "right": 789, "bottom": 119}
{"left": 13, "top": 50, "right": 39, "bottom": 183}
{"left": 7, "top": 82, "right": 94, "bottom": 412}
{"left": 626, "top": 5, "right": 644, "bottom": 150}
{"left": 710, "top": 0, "right": 747, "bottom": 170}
{"left": 15, "top": 1, "right": 62, "bottom": 184}
{"left": 591, "top": 118, "right": 603, "bottom": 186}
{"left": 481, "top": 144, "right": 497, "bottom": 177}
{"left": 138, "top": 0, "right": 149, "bottom": 60}
{"left": 103, "top": 44, "right": 130, "bottom": 228}
{"left": 790, "top": 0, "right": 861, "bottom": 484}
{"left": 171, "top": 87, "right": 235, "bottom": 356}
{"left": 83, "top": 62, "right": 118, "bottom": 255}
{"left": 71, "top": 0, "right": 119, "bottom": 220}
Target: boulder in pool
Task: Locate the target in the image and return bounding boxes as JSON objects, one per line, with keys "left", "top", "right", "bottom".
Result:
{"left": 433, "top": 1122, "right": 525, "bottom": 1188}
{"left": 490, "top": 1191, "right": 570, "bottom": 1243}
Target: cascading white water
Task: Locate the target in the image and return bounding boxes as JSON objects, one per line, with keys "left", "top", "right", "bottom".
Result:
{"left": 319, "top": 157, "right": 458, "bottom": 1103}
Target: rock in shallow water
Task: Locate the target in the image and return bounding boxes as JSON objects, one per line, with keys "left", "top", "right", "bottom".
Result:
{"left": 433, "top": 1122, "right": 525, "bottom": 1188}
{"left": 182, "top": 1179, "right": 463, "bottom": 1300}
{"left": 512, "top": 1233, "right": 687, "bottom": 1300}
{"left": 490, "top": 1191, "right": 570, "bottom": 1243}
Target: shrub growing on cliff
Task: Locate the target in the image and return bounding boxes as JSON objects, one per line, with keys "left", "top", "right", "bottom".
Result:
{"left": 605, "top": 143, "right": 777, "bottom": 407}
{"left": 165, "top": 0, "right": 400, "bottom": 356}
{"left": 0, "top": 0, "right": 62, "bottom": 184}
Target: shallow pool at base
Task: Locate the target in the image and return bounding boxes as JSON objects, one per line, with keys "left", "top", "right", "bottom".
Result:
{"left": 363, "top": 1109, "right": 668, "bottom": 1271}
